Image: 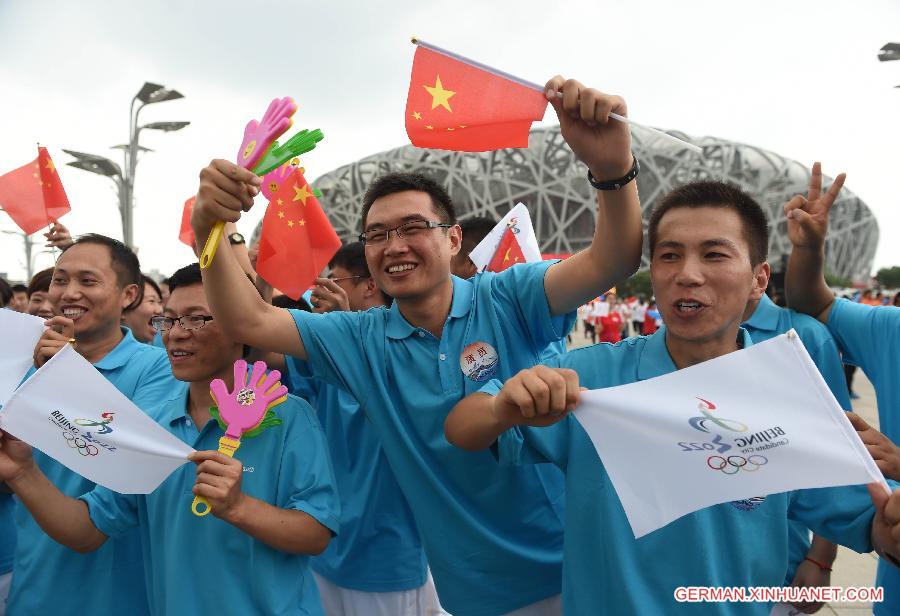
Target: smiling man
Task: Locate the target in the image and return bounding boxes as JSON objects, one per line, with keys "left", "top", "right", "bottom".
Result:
{"left": 5, "top": 234, "right": 177, "bottom": 616}
{"left": 190, "top": 77, "right": 643, "bottom": 616}
{"left": 0, "top": 263, "right": 340, "bottom": 615}
{"left": 445, "top": 181, "right": 900, "bottom": 614}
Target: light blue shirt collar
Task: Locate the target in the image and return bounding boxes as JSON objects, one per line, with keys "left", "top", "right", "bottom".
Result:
{"left": 385, "top": 275, "right": 473, "bottom": 339}
{"left": 93, "top": 327, "right": 143, "bottom": 371}
{"left": 637, "top": 326, "right": 754, "bottom": 381}
{"left": 743, "top": 294, "right": 781, "bottom": 332}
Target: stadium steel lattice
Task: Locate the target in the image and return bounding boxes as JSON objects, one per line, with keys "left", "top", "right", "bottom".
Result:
{"left": 311, "top": 126, "right": 878, "bottom": 279}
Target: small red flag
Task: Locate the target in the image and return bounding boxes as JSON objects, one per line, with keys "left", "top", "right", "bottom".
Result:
{"left": 487, "top": 227, "right": 526, "bottom": 272}
{"left": 405, "top": 44, "right": 547, "bottom": 152}
{"left": 0, "top": 147, "right": 71, "bottom": 234}
{"left": 179, "top": 197, "right": 196, "bottom": 247}
{"left": 256, "top": 170, "right": 341, "bottom": 300}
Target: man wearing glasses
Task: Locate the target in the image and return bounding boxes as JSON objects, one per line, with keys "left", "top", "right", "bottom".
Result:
{"left": 287, "top": 242, "right": 443, "bottom": 616}
{"left": 0, "top": 263, "right": 340, "bottom": 615}
{"left": 190, "top": 76, "right": 643, "bottom": 616}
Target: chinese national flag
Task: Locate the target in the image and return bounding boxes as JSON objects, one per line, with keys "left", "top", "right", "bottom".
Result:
{"left": 0, "top": 147, "right": 71, "bottom": 234}
{"left": 405, "top": 45, "right": 547, "bottom": 152}
{"left": 487, "top": 227, "right": 526, "bottom": 272}
{"left": 179, "top": 197, "right": 196, "bottom": 247}
{"left": 256, "top": 169, "right": 341, "bottom": 300}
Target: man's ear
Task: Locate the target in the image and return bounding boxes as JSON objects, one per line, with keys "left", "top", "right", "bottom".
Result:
{"left": 121, "top": 283, "right": 141, "bottom": 311}
{"left": 448, "top": 224, "right": 463, "bottom": 257}
{"left": 751, "top": 262, "right": 771, "bottom": 300}
{"left": 364, "top": 277, "right": 379, "bottom": 298}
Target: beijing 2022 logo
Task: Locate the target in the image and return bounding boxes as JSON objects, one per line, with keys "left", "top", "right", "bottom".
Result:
{"left": 680, "top": 398, "right": 770, "bottom": 475}
{"left": 49, "top": 410, "right": 117, "bottom": 458}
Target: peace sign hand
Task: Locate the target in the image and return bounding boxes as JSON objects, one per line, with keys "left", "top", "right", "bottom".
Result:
{"left": 784, "top": 162, "right": 846, "bottom": 251}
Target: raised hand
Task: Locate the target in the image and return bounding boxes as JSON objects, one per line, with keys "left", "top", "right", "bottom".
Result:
{"left": 236, "top": 97, "right": 297, "bottom": 170}
{"left": 784, "top": 162, "right": 846, "bottom": 251}
{"left": 44, "top": 222, "right": 73, "bottom": 250}
{"left": 545, "top": 76, "right": 632, "bottom": 181}
{"left": 848, "top": 413, "right": 900, "bottom": 481}
{"left": 209, "top": 360, "right": 288, "bottom": 440}
{"left": 252, "top": 129, "right": 325, "bottom": 176}
{"left": 310, "top": 278, "right": 351, "bottom": 313}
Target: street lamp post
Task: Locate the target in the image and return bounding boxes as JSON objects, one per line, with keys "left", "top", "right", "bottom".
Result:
{"left": 64, "top": 82, "right": 189, "bottom": 249}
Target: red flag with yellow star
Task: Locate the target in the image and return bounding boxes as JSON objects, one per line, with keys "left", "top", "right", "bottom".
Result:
{"left": 405, "top": 43, "right": 547, "bottom": 152}
{"left": 0, "top": 147, "right": 71, "bottom": 234}
{"left": 487, "top": 227, "right": 527, "bottom": 272}
{"left": 256, "top": 169, "right": 341, "bottom": 300}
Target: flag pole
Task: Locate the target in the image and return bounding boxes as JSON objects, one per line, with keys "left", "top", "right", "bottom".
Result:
{"left": 411, "top": 38, "right": 703, "bottom": 156}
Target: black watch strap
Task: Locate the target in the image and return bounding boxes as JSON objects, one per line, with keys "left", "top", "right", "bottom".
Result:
{"left": 588, "top": 156, "right": 639, "bottom": 191}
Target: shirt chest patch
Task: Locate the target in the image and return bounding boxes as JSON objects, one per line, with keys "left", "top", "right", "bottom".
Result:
{"left": 459, "top": 341, "right": 499, "bottom": 382}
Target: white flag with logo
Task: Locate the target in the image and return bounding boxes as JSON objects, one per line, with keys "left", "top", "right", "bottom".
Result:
{"left": 467, "top": 202, "right": 543, "bottom": 271}
{"left": 0, "top": 309, "right": 45, "bottom": 406}
{"left": 0, "top": 344, "right": 194, "bottom": 493}
{"left": 573, "top": 331, "right": 886, "bottom": 538}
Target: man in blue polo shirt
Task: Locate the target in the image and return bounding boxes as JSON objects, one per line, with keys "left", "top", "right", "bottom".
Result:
{"left": 6, "top": 234, "right": 177, "bottom": 616}
{"left": 784, "top": 162, "right": 900, "bottom": 616}
{"left": 0, "top": 491, "right": 12, "bottom": 615}
{"left": 0, "top": 263, "right": 339, "bottom": 615}
{"left": 292, "top": 242, "right": 438, "bottom": 615}
{"left": 445, "top": 181, "right": 900, "bottom": 614}
{"left": 190, "top": 76, "right": 643, "bottom": 616}
{"left": 741, "top": 290, "right": 852, "bottom": 611}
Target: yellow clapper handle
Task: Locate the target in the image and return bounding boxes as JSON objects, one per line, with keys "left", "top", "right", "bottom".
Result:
{"left": 191, "top": 435, "right": 241, "bottom": 517}
{"left": 198, "top": 221, "right": 226, "bottom": 270}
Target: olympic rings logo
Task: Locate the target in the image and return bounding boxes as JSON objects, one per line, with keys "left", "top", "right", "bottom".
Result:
{"left": 706, "top": 455, "right": 768, "bottom": 475}
{"left": 63, "top": 432, "right": 99, "bottom": 457}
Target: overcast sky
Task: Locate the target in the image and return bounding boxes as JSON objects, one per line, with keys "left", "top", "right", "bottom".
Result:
{"left": 1, "top": 0, "right": 898, "bottom": 282}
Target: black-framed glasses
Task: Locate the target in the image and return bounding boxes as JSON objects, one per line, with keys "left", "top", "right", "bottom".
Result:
{"left": 150, "top": 315, "right": 214, "bottom": 332}
{"left": 358, "top": 220, "right": 453, "bottom": 245}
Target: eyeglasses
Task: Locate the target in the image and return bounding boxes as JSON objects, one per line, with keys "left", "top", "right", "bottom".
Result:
{"left": 328, "top": 274, "right": 368, "bottom": 284}
{"left": 358, "top": 220, "right": 453, "bottom": 246}
{"left": 149, "top": 315, "right": 214, "bottom": 332}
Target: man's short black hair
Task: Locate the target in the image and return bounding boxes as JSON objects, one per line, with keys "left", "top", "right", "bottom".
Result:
{"left": 0, "top": 278, "right": 11, "bottom": 307}
{"left": 27, "top": 268, "right": 54, "bottom": 297}
{"left": 459, "top": 216, "right": 498, "bottom": 256}
{"left": 272, "top": 295, "right": 311, "bottom": 310}
{"left": 329, "top": 241, "right": 392, "bottom": 305}
{"left": 11, "top": 284, "right": 26, "bottom": 294}
{"left": 647, "top": 181, "right": 769, "bottom": 266}
{"left": 167, "top": 263, "right": 203, "bottom": 294}
{"left": 329, "top": 242, "right": 370, "bottom": 277}
{"left": 360, "top": 172, "right": 456, "bottom": 230}
{"left": 68, "top": 234, "right": 143, "bottom": 308}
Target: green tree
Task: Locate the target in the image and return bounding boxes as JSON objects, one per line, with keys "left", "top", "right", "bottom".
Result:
{"left": 616, "top": 270, "right": 653, "bottom": 298}
{"left": 875, "top": 266, "right": 900, "bottom": 288}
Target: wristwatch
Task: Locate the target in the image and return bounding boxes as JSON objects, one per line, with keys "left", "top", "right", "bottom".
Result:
{"left": 228, "top": 232, "right": 245, "bottom": 245}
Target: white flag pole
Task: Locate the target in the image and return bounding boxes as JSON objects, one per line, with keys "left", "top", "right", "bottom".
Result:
{"left": 411, "top": 38, "right": 704, "bottom": 155}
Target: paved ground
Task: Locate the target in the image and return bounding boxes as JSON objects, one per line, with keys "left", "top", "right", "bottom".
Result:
{"left": 566, "top": 325, "right": 882, "bottom": 615}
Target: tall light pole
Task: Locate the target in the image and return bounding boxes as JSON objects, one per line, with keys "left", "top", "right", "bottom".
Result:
{"left": 0, "top": 229, "right": 51, "bottom": 281}
{"left": 63, "top": 82, "right": 189, "bottom": 249}
{"left": 878, "top": 42, "right": 900, "bottom": 87}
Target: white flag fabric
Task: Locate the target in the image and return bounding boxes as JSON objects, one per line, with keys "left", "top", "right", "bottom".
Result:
{"left": 0, "top": 344, "right": 193, "bottom": 494}
{"left": 573, "top": 331, "right": 886, "bottom": 538}
{"left": 467, "top": 202, "right": 543, "bottom": 271}
{"left": 0, "top": 309, "right": 45, "bottom": 406}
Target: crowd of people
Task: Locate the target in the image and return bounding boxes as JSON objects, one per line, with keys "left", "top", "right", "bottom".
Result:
{"left": 1, "top": 76, "right": 900, "bottom": 616}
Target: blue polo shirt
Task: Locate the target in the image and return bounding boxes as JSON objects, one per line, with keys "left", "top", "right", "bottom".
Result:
{"left": 743, "top": 294, "right": 852, "bottom": 582}
{"left": 8, "top": 327, "right": 177, "bottom": 616}
{"left": 287, "top": 359, "right": 427, "bottom": 592}
{"left": 0, "top": 493, "right": 14, "bottom": 575}
{"left": 488, "top": 328, "right": 876, "bottom": 615}
{"left": 826, "top": 298, "right": 900, "bottom": 616}
{"left": 291, "top": 262, "right": 572, "bottom": 616}
{"left": 80, "top": 383, "right": 340, "bottom": 616}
